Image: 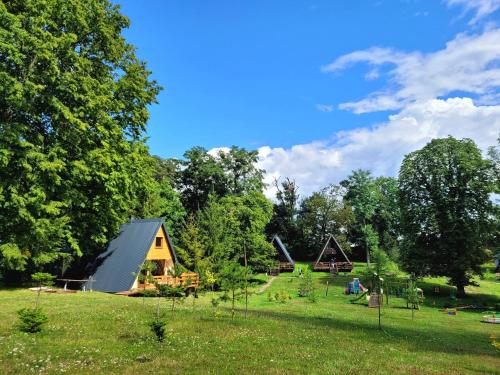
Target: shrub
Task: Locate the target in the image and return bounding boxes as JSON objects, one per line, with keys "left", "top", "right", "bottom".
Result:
{"left": 17, "top": 308, "right": 48, "bottom": 333}
{"left": 139, "top": 289, "right": 158, "bottom": 298}
{"left": 267, "top": 291, "right": 273, "bottom": 302}
{"left": 149, "top": 319, "right": 166, "bottom": 342}
{"left": 275, "top": 290, "right": 292, "bottom": 303}
{"left": 298, "top": 269, "right": 316, "bottom": 302}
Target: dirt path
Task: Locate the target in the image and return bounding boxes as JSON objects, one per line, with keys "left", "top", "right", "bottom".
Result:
{"left": 257, "top": 276, "right": 276, "bottom": 294}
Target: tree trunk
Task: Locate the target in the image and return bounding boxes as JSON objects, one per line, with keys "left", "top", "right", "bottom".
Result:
{"left": 36, "top": 284, "right": 41, "bottom": 308}
{"left": 456, "top": 284, "right": 466, "bottom": 298}
{"left": 244, "top": 242, "right": 248, "bottom": 319}
{"left": 232, "top": 289, "right": 235, "bottom": 319}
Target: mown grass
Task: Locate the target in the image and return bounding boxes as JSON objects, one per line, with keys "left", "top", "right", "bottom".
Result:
{"left": 0, "top": 267, "right": 499, "bottom": 375}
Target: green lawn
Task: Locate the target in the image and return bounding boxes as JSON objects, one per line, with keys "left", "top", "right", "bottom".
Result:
{"left": 0, "top": 268, "right": 499, "bottom": 374}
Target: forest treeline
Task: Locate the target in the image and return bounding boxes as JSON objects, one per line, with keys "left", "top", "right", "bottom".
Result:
{"left": 0, "top": 1, "right": 499, "bottom": 296}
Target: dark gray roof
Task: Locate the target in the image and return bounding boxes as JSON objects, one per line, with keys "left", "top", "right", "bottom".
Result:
{"left": 87, "top": 218, "right": 178, "bottom": 293}
{"left": 271, "top": 235, "right": 295, "bottom": 266}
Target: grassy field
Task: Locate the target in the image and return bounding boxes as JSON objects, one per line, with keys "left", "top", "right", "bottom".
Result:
{"left": 0, "top": 265, "right": 499, "bottom": 374}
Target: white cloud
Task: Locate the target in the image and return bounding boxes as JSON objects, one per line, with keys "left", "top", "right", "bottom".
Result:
{"left": 257, "top": 98, "right": 500, "bottom": 198}
{"left": 207, "top": 147, "right": 230, "bottom": 157}
{"left": 446, "top": 0, "right": 500, "bottom": 25}
{"left": 316, "top": 104, "right": 334, "bottom": 112}
{"left": 322, "top": 29, "right": 500, "bottom": 113}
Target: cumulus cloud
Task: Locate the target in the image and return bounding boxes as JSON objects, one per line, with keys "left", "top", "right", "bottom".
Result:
{"left": 212, "top": 14, "right": 500, "bottom": 200}
{"left": 257, "top": 98, "right": 500, "bottom": 198}
{"left": 322, "top": 29, "right": 500, "bottom": 113}
{"left": 446, "top": 0, "right": 500, "bottom": 25}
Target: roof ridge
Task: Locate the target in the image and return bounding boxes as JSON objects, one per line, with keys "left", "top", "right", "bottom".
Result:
{"left": 128, "top": 218, "right": 163, "bottom": 223}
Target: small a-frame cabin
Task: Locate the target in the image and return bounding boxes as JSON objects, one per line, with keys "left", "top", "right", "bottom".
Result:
{"left": 313, "top": 234, "right": 353, "bottom": 273}
{"left": 270, "top": 235, "right": 295, "bottom": 273}
{"left": 87, "top": 218, "right": 197, "bottom": 294}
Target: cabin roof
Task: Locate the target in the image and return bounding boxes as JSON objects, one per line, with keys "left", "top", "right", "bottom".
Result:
{"left": 314, "top": 234, "right": 351, "bottom": 265}
{"left": 87, "top": 218, "right": 177, "bottom": 293}
{"left": 271, "top": 235, "right": 295, "bottom": 266}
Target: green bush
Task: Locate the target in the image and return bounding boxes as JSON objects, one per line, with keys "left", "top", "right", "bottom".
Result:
{"left": 298, "top": 269, "right": 316, "bottom": 302}
{"left": 17, "top": 308, "right": 48, "bottom": 333}
{"left": 275, "top": 290, "right": 292, "bottom": 303}
{"left": 139, "top": 289, "right": 158, "bottom": 298}
{"left": 149, "top": 319, "right": 166, "bottom": 342}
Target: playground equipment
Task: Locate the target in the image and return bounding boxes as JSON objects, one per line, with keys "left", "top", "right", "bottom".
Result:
{"left": 443, "top": 308, "right": 457, "bottom": 316}
{"left": 345, "top": 278, "right": 366, "bottom": 295}
{"left": 269, "top": 235, "right": 295, "bottom": 275}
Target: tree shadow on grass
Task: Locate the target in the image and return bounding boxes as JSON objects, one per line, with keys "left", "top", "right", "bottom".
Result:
{"left": 315, "top": 275, "right": 500, "bottom": 310}
{"left": 225, "top": 306, "right": 499, "bottom": 360}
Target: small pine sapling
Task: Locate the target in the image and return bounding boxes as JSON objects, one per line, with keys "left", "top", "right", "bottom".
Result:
{"left": 219, "top": 261, "right": 245, "bottom": 318}
{"left": 149, "top": 318, "right": 167, "bottom": 343}
{"left": 31, "top": 272, "right": 55, "bottom": 308}
{"left": 17, "top": 273, "right": 54, "bottom": 333}
{"left": 405, "top": 278, "right": 424, "bottom": 320}
{"left": 17, "top": 308, "right": 48, "bottom": 333}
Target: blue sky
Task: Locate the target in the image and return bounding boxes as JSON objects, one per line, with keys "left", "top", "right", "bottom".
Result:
{"left": 115, "top": 0, "right": 500, "bottom": 196}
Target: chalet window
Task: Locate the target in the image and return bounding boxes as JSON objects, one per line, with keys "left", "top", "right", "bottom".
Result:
{"left": 155, "top": 237, "right": 162, "bottom": 248}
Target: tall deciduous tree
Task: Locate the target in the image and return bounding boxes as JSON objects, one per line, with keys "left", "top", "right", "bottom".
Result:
{"left": 178, "top": 146, "right": 264, "bottom": 213}
{"left": 399, "top": 137, "right": 495, "bottom": 296}
{"left": 217, "top": 146, "right": 264, "bottom": 195}
{"left": 341, "top": 171, "right": 402, "bottom": 262}
{"left": 372, "top": 177, "right": 401, "bottom": 260}
{"left": 341, "top": 170, "right": 379, "bottom": 263}
{"left": 198, "top": 192, "right": 274, "bottom": 271}
{"left": 298, "top": 184, "right": 354, "bottom": 260}
{"left": 266, "top": 178, "right": 302, "bottom": 258}
{"left": 0, "top": 0, "right": 160, "bottom": 279}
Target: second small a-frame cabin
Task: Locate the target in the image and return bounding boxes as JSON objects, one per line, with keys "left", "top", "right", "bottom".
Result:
{"left": 313, "top": 234, "right": 353, "bottom": 273}
{"left": 87, "top": 218, "right": 197, "bottom": 294}
{"left": 271, "top": 235, "right": 295, "bottom": 273}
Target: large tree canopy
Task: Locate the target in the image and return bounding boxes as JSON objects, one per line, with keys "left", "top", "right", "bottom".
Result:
{"left": 297, "top": 184, "right": 354, "bottom": 260}
{"left": 341, "top": 170, "right": 401, "bottom": 262}
{"left": 399, "top": 137, "right": 495, "bottom": 296}
{"left": 0, "top": 0, "right": 160, "bottom": 278}
{"left": 197, "top": 192, "right": 274, "bottom": 271}
{"left": 265, "top": 178, "right": 302, "bottom": 258}
{"left": 176, "top": 146, "right": 263, "bottom": 214}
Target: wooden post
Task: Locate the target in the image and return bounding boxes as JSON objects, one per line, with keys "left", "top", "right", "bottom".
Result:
{"left": 386, "top": 282, "right": 389, "bottom": 305}
{"left": 326, "top": 281, "right": 329, "bottom": 297}
{"left": 406, "top": 278, "right": 409, "bottom": 309}
{"left": 244, "top": 240, "right": 248, "bottom": 319}
{"left": 378, "top": 277, "right": 382, "bottom": 330}
{"left": 378, "top": 295, "right": 381, "bottom": 330}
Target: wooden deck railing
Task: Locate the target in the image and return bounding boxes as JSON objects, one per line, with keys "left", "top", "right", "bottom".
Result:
{"left": 313, "top": 261, "right": 353, "bottom": 273}
{"left": 141, "top": 272, "right": 199, "bottom": 289}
